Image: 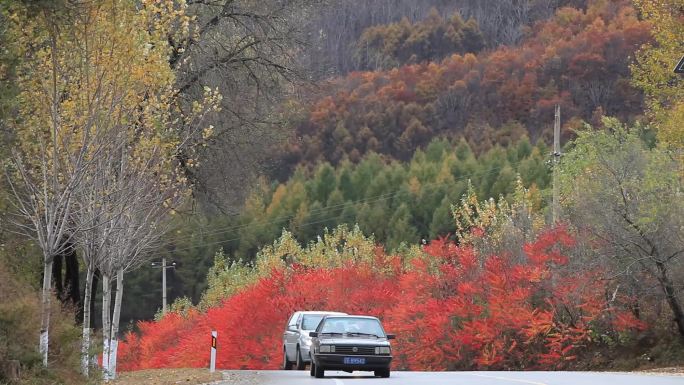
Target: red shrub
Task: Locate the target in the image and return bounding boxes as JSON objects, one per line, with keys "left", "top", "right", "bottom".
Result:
{"left": 118, "top": 228, "right": 646, "bottom": 371}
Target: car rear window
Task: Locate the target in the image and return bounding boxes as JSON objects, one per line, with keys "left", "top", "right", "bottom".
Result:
{"left": 302, "top": 315, "right": 325, "bottom": 330}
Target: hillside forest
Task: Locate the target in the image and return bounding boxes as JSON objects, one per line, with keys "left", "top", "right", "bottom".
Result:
{"left": 0, "top": 0, "right": 683, "bottom": 383}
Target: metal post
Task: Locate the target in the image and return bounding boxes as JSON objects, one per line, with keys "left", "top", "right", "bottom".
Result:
{"left": 162, "top": 257, "right": 167, "bottom": 315}
{"left": 210, "top": 331, "right": 217, "bottom": 372}
{"left": 552, "top": 104, "right": 561, "bottom": 223}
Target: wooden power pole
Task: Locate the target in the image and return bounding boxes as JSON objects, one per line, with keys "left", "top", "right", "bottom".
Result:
{"left": 162, "top": 257, "right": 167, "bottom": 314}
{"left": 151, "top": 258, "right": 175, "bottom": 315}
{"left": 552, "top": 104, "right": 561, "bottom": 223}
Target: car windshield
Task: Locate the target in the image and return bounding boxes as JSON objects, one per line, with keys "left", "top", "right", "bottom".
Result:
{"left": 319, "top": 317, "right": 385, "bottom": 337}
{"left": 301, "top": 315, "right": 326, "bottom": 330}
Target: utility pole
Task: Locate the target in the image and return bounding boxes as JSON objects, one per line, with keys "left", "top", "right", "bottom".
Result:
{"left": 150, "top": 258, "right": 176, "bottom": 315}
{"left": 552, "top": 104, "right": 561, "bottom": 223}
{"left": 162, "top": 258, "right": 167, "bottom": 314}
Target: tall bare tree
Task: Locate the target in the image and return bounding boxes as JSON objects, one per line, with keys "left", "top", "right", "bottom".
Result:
{"left": 168, "top": 0, "right": 322, "bottom": 212}
{"left": 98, "top": 141, "right": 185, "bottom": 380}
{"left": 72, "top": 129, "right": 127, "bottom": 376}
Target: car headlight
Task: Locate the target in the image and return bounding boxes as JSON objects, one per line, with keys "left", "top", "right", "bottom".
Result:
{"left": 319, "top": 345, "right": 335, "bottom": 353}
{"left": 375, "top": 346, "right": 391, "bottom": 355}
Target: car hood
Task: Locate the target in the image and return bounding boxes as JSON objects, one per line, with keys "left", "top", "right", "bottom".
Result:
{"left": 317, "top": 337, "right": 390, "bottom": 346}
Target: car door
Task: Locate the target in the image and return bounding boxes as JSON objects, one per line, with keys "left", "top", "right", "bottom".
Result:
{"left": 283, "top": 313, "right": 301, "bottom": 359}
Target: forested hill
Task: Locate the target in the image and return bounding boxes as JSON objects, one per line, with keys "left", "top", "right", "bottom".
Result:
{"left": 4, "top": 0, "right": 684, "bottom": 380}
{"left": 304, "top": 0, "right": 594, "bottom": 75}
{"left": 274, "top": 0, "right": 651, "bottom": 179}
{"left": 124, "top": 0, "right": 652, "bottom": 323}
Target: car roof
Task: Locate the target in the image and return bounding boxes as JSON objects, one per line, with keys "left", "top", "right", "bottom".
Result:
{"left": 321, "top": 315, "right": 379, "bottom": 320}
{"left": 297, "top": 311, "right": 347, "bottom": 315}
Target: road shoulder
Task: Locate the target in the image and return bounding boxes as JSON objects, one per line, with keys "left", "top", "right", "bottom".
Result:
{"left": 219, "top": 370, "right": 264, "bottom": 385}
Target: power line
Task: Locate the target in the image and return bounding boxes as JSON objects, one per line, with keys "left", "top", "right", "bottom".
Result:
{"left": 166, "top": 160, "right": 523, "bottom": 246}
{"left": 166, "top": 160, "right": 535, "bottom": 251}
{"left": 170, "top": 207, "right": 365, "bottom": 254}
{"left": 164, "top": 159, "right": 542, "bottom": 253}
{"left": 171, "top": 189, "right": 398, "bottom": 243}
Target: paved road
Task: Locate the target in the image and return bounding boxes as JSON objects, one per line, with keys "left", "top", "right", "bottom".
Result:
{"left": 221, "top": 370, "right": 684, "bottom": 385}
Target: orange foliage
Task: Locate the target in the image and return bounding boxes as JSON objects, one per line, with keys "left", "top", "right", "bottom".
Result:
{"left": 275, "top": 0, "right": 652, "bottom": 177}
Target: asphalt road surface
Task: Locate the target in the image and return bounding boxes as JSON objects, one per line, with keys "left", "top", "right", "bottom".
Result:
{"left": 221, "top": 370, "right": 684, "bottom": 385}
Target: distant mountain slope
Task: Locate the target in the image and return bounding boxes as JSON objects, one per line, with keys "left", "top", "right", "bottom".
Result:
{"left": 276, "top": 0, "right": 650, "bottom": 179}
{"left": 305, "top": 0, "right": 586, "bottom": 75}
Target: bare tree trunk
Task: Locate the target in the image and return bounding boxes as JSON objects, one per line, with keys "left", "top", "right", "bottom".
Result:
{"left": 40, "top": 259, "right": 53, "bottom": 367}
{"left": 91, "top": 269, "right": 99, "bottom": 329}
{"left": 52, "top": 247, "right": 81, "bottom": 312}
{"left": 108, "top": 269, "right": 124, "bottom": 379}
{"left": 52, "top": 255, "right": 63, "bottom": 301}
{"left": 81, "top": 266, "right": 94, "bottom": 376}
{"left": 101, "top": 274, "right": 111, "bottom": 381}
{"left": 65, "top": 247, "right": 82, "bottom": 321}
{"left": 657, "top": 262, "right": 684, "bottom": 339}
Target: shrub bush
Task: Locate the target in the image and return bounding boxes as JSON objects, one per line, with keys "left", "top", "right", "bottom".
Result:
{"left": 118, "top": 227, "right": 645, "bottom": 371}
{"left": 0, "top": 259, "right": 85, "bottom": 384}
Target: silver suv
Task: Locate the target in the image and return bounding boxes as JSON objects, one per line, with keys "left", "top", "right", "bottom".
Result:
{"left": 282, "top": 311, "right": 346, "bottom": 370}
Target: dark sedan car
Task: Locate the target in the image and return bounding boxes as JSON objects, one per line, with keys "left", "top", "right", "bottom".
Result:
{"left": 309, "top": 315, "right": 395, "bottom": 378}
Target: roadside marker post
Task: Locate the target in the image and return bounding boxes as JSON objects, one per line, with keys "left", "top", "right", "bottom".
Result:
{"left": 210, "top": 331, "right": 217, "bottom": 372}
{"left": 675, "top": 55, "right": 684, "bottom": 74}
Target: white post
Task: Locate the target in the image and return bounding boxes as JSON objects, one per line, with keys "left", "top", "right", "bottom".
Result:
{"left": 162, "top": 257, "right": 167, "bottom": 315}
{"left": 210, "top": 331, "right": 217, "bottom": 373}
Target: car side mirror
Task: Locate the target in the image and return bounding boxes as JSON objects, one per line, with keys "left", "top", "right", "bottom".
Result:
{"left": 386, "top": 334, "right": 396, "bottom": 340}
{"left": 288, "top": 325, "right": 297, "bottom": 331}
{"left": 309, "top": 332, "right": 318, "bottom": 337}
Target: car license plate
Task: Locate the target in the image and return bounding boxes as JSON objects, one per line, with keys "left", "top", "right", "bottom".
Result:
{"left": 344, "top": 357, "right": 366, "bottom": 365}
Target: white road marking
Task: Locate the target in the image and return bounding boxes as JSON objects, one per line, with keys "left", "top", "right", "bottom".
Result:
{"left": 332, "top": 379, "right": 345, "bottom": 385}
{"left": 466, "top": 373, "right": 549, "bottom": 385}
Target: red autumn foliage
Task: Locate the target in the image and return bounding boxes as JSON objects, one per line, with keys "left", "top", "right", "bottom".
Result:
{"left": 118, "top": 227, "right": 646, "bottom": 371}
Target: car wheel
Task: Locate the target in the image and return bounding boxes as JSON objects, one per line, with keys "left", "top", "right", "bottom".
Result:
{"left": 309, "top": 360, "right": 315, "bottom": 377}
{"left": 374, "top": 368, "right": 390, "bottom": 378}
{"left": 314, "top": 362, "right": 325, "bottom": 378}
{"left": 295, "top": 346, "right": 306, "bottom": 370}
{"left": 282, "top": 347, "right": 292, "bottom": 370}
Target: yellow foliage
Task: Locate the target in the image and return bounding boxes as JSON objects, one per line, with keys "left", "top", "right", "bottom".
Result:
{"left": 631, "top": 0, "right": 684, "bottom": 152}
{"left": 5, "top": 0, "right": 218, "bottom": 202}
{"left": 452, "top": 178, "right": 545, "bottom": 255}
{"left": 407, "top": 176, "right": 421, "bottom": 195}
{"left": 199, "top": 225, "right": 384, "bottom": 309}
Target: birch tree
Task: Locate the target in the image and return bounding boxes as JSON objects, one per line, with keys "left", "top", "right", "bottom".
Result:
{"left": 43, "top": 0, "right": 218, "bottom": 378}
{"left": 3, "top": 2, "right": 108, "bottom": 367}
{"left": 4, "top": 0, "right": 212, "bottom": 370}
{"left": 96, "top": 81, "right": 219, "bottom": 380}
{"left": 73, "top": 132, "right": 125, "bottom": 376}
{"left": 99, "top": 145, "right": 185, "bottom": 380}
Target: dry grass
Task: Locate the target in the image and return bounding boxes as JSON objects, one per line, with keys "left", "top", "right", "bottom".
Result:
{"left": 111, "top": 369, "right": 223, "bottom": 385}
{"left": 638, "top": 367, "right": 684, "bottom": 376}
